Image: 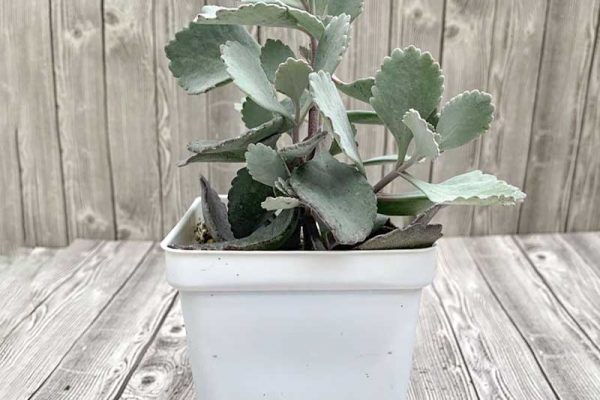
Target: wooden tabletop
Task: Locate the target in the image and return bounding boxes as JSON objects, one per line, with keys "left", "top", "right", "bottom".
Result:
{"left": 1, "top": 233, "right": 599, "bottom": 399}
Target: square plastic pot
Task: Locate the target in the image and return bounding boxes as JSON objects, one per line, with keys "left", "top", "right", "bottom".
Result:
{"left": 161, "top": 197, "right": 437, "bottom": 400}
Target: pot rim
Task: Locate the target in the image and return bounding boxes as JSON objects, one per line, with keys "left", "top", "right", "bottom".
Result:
{"left": 161, "top": 196, "right": 438, "bottom": 256}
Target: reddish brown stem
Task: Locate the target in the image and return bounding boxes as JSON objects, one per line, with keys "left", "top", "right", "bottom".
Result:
{"left": 373, "top": 157, "right": 419, "bottom": 193}
{"left": 373, "top": 169, "right": 400, "bottom": 193}
{"left": 307, "top": 107, "right": 319, "bottom": 139}
{"left": 307, "top": 35, "right": 319, "bottom": 140}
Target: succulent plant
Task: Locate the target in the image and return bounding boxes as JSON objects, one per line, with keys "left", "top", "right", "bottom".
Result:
{"left": 166, "top": 0, "right": 526, "bottom": 251}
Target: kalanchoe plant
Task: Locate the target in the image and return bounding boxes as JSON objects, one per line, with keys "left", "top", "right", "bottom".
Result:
{"left": 166, "top": 0, "right": 526, "bottom": 251}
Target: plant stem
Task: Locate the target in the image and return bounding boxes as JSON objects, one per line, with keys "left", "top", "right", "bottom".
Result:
{"left": 373, "top": 169, "right": 400, "bottom": 193}
{"left": 301, "top": 33, "right": 321, "bottom": 247}
{"left": 331, "top": 75, "right": 344, "bottom": 85}
{"left": 308, "top": 108, "right": 319, "bottom": 139}
{"left": 410, "top": 204, "right": 444, "bottom": 226}
{"left": 307, "top": 34, "right": 319, "bottom": 140}
{"left": 292, "top": 107, "right": 301, "bottom": 143}
{"left": 372, "top": 157, "right": 419, "bottom": 193}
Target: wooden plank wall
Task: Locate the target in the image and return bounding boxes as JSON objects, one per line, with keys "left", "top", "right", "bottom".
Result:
{"left": 1, "top": 0, "right": 600, "bottom": 251}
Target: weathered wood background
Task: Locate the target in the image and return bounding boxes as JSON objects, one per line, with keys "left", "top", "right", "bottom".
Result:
{"left": 1, "top": 0, "right": 600, "bottom": 252}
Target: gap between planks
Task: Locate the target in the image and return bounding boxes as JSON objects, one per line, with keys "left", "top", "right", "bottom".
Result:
{"left": 0, "top": 241, "right": 154, "bottom": 399}
{"left": 435, "top": 238, "right": 557, "bottom": 399}
{"left": 466, "top": 234, "right": 600, "bottom": 399}
{"left": 30, "top": 244, "right": 179, "bottom": 400}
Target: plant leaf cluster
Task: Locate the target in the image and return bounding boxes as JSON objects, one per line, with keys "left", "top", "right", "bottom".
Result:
{"left": 166, "top": 0, "right": 525, "bottom": 251}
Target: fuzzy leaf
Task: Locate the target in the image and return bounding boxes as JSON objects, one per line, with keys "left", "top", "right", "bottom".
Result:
{"left": 314, "top": 14, "right": 351, "bottom": 74}
{"left": 196, "top": 4, "right": 325, "bottom": 38}
{"left": 242, "top": 0, "right": 305, "bottom": 9}
{"left": 274, "top": 177, "right": 296, "bottom": 196}
{"left": 347, "top": 110, "right": 382, "bottom": 125}
{"left": 222, "top": 41, "right": 293, "bottom": 119}
{"left": 290, "top": 153, "right": 376, "bottom": 245}
{"left": 275, "top": 58, "right": 313, "bottom": 107}
{"left": 336, "top": 77, "right": 374, "bottom": 103}
{"left": 327, "top": 120, "right": 357, "bottom": 157}
{"left": 199, "top": 176, "right": 234, "bottom": 241}
{"left": 279, "top": 131, "right": 328, "bottom": 161}
{"left": 228, "top": 168, "right": 275, "bottom": 238}
{"left": 325, "top": 0, "right": 364, "bottom": 20}
{"left": 224, "top": 209, "right": 300, "bottom": 250}
{"left": 180, "top": 117, "right": 289, "bottom": 165}
{"left": 437, "top": 90, "right": 494, "bottom": 150}
{"left": 370, "top": 46, "right": 444, "bottom": 161}
{"left": 241, "top": 97, "right": 274, "bottom": 129}
{"left": 402, "top": 170, "right": 526, "bottom": 206}
{"left": 312, "top": 0, "right": 329, "bottom": 15}
{"left": 402, "top": 109, "right": 440, "bottom": 161}
{"left": 180, "top": 209, "right": 300, "bottom": 250}
{"left": 309, "top": 71, "right": 363, "bottom": 172}
{"left": 313, "top": 0, "right": 364, "bottom": 20}
{"left": 165, "top": 23, "right": 259, "bottom": 94}
{"left": 246, "top": 143, "right": 289, "bottom": 186}
{"left": 377, "top": 193, "right": 435, "bottom": 216}
{"left": 261, "top": 196, "right": 301, "bottom": 210}
{"left": 182, "top": 135, "right": 280, "bottom": 165}
{"left": 357, "top": 223, "right": 442, "bottom": 250}
{"left": 261, "top": 39, "right": 296, "bottom": 82}
{"left": 296, "top": 91, "right": 315, "bottom": 118}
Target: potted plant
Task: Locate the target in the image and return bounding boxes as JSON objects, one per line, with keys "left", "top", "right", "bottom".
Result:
{"left": 161, "top": 1, "right": 525, "bottom": 399}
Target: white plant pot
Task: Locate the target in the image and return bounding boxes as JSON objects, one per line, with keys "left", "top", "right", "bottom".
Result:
{"left": 161, "top": 197, "right": 437, "bottom": 400}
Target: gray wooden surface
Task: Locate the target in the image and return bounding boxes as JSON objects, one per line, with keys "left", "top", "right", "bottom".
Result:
{"left": 2, "top": 0, "right": 600, "bottom": 253}
{"left": 1, "top": 233, "right": 599, "bottom": 399}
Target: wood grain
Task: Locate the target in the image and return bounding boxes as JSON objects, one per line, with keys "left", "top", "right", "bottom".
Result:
{"left": 1, "top": 234, "right": 600, "bottom": 396}
{"left": 467, "top": 235, "right": 600, "bottom": 398}
{"left": 430, "top": 0, "right": 496, "bottom": 235}
{"left": 103, "top": 0, "right": 162, "bottom": 240}
{"left": 471, "top": 0, "right": 547, "bottom": 235}
{"left": 408, "top": 286, "right": 478, "bottom": 400}
{"left": 0, "top": 28, "right": 24, "bottom": 254}
{"left": 0, "top": 247, "right": 34, "bottom": 277}
{"left": 0, "top": 247, "right": 55, "bottom": 301}
{"left": 518, "top": 0, "right": 600, "bottom": 233}
{"left": 51, "top": 0, "right": 116, "bottom": 240}
{"left": 559, "top": 232, "right": 600, "bottom": 275}
{"left": 516, "top": 233, "right": 600, "bottom": 344}
{"left": 385, "top": 0, "right": 445, "bottom": 194}
{"left": 155, "top": 0, "right": 209, "bottom": 233}
{"left": 0, "top": 0, "right": 67, "bottom": 247}
{"left": 0, "top": 241, "right": 97, "bottom": 340}
{"left": 30, "top": 245, "right": 177, "bottom": 400}
{"left": 0, "top": 240, "right": 152, "bottom": 400}
{"left": 121, "top": 300, "right": 196, "bottom": 400}
{"left": 3, "top": 1, "right": 600, "bottom": 242}
{"left": 435, "top": 238, "right": 557, "bottom": 399}
{"left": 566, "top": 21, "right": 600, "bottom": 232}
